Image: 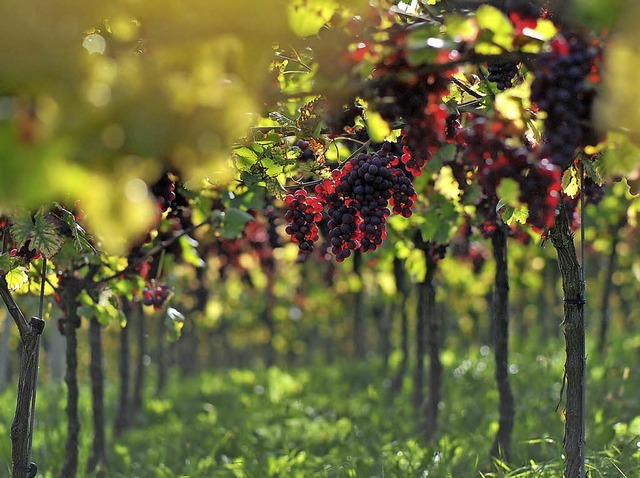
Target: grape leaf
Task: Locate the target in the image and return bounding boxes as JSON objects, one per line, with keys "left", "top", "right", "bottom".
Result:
{"left": 179, "top": 235, "right": 205, "bottom": 268}
{"left": 52, "top": 205, "right": 96, "bottom": 254}
{"left": 220, "top": 208, "right": 254, "bottom": 239}
{"left": 10, "top": 209, "right": 34, "bottom": 250}
{"left": 475, "top": 5, "right": 513, "bottom": 50}
{"left": 0, "top": 255, "right": 11, "bottom": 274}
{"left": 562, "top": 169, "right": 579, "bottom": 198}
{"left": 497, "top": 178, "right": 521, "bottom": 207}
{"left": 444, "top": 13, "right": 479, "bottom": 42}
{"left": 30, "top": 209, "right": 65, "bottom": 259}
{"left": 6, "top": 266, "right": 28, "bottom": 291}
{"left": 365, "top": 111, "right": 391, "bottom": 143}
{"left": 287, "top": 0, "right": 337, "bottom": 37}
{"left": 501, "top": 204, "right": 529, "bottom": 225}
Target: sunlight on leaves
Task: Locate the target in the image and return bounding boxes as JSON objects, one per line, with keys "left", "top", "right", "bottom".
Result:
{"left": 6, "top": 267, "right": 28, "bottom": 291}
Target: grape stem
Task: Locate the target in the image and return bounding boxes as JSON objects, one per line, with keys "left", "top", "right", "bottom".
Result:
{"left": 96, "top": 218, "right": 211, "bottom": 285}
{"left": 451, "top": 77, "right": 484, "bottom": 100}
{"left": 283, "top": 139, "right": 372, "bottom": 189}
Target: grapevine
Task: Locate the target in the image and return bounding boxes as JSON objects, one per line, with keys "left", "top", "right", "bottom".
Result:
{"left": 284, "top": 144, "right": 416, "bottom": 261}
{"left": 455, "top": 116, "right": 562, "bottom": 231}
{"left": 531, "top": 34, "right": 600, "bottom": 170}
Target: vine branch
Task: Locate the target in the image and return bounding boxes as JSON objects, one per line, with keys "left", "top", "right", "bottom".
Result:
{"left": 0, "top": 277, "right": 31, "bottom": 339}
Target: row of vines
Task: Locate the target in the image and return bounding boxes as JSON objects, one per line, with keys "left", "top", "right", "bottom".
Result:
{"left": 1, "top": 1, "right": 640, "bottom": 477}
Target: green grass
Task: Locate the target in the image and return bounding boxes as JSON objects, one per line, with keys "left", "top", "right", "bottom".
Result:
{"left": 1, "top": 338, "right": 640, "bottom": 477}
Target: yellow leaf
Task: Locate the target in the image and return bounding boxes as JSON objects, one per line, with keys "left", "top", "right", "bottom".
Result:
{"left": 287, "top": 0, "right": 337, "bottom": 37}
{"left": 475, "top": 5, "right": 513, "bottom": 50}
{"left": 6, "top": 267, "right": 28, "bottom": 292}
{"left": 365, "top": 111, "right": 391, "bottom": 143}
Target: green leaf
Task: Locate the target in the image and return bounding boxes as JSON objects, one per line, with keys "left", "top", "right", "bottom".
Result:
{"left": 222, "top": 188, "right": 267, "bottom": 211}
{"left": 95, "top": 305, "right": 113, "bottom": 326}
{"left": 444, "top": 13, "right": 480, "bottom": 42}
{"left": 260, "top": 157, "right": 283, "bottom": 177}
{"left": 6, "top": 267, "right": 28, "bottom": 291}
{"left": 476, "top": 4, "right": 513, "bottom": 35}
{"left": 179, "top": 235, "right": 205, "bottom": 268}
{"left": 494, "top": 83, "right": 531, "bottom": 128}
{"left": 434, "top": 143, "right": 457, "bottom": 163}
{"left": 501, "top": 204, "right": 529, "bottom": 225}
{"left": 0, "top": 255, "right": 11, "bottom": 274}
{"left": 31, "top": 208, "right": 65, "bottom": 259}
{"left": 235, "top": 147, "right": 259, "bottom": 171}
{"left": 475, "top": 5, "right": 514, "bottom": 50}
{"left": 221, "top": 208, "right": 254, "bottom": 239}
{"left": 509, "top": 204, "right": 529, "bottom": 225}
{"left": 497, "top": 178, "right": 521, "bottom": 207}
{"left": 405, "top": 25, "right": 447, "bottom": 65}
{"left": 526, "top": 19, "right": 557, "bottom": 42}
{"left": 10, "top": 209, "right": 34, "bottom": 249}
{"left": 52, "top": 204, "right": 96, "bottom": 254}
{"left": 419, "top": 206, "right": 455, "bottom": 244}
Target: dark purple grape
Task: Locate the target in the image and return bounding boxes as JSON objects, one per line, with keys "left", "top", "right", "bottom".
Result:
{"left": 487, "top": 61, "right": 519, "bottom": 90}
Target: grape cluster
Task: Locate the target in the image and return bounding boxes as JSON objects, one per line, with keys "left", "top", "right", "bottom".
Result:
{"left": 149, "top": 171, "right": 191, "bottom": 234}
{"left": 151, "top": 173, "right": 177, "bottom": 212}
{"left": 284, "top": 145, "right": 416, "bottom": 261}
{"left": 530, "top": 35, "right": 598, "bottom": 170}
{"left": 366, "top": 35, "right": 450, "bottom": 176}
{"left": 142, "top": 283, "right": 171, "bottom": 310}
{"left": 445, "top": 113, "right": 461, "bottom": 142}
{"left": 389, "top": 169, "right": 416, "bottom": 217}
{"left": 264, "top": 206, "right": 282, "bottom": 249}
{"left": 456, "top": 116, "right": 562, "bottom": 231}
{"left": 583, "top": 175, "right": 604, "bottom": 205}
{"left": 325, "top": 196, "right": 361, "bottom": 261}
{"left": 487, "top": 61, "right": 519, "bottom": 90}
{"left": 335, "top": 151, "right": 395, "bottom": 253}
{"left": 390, "top": 146, "right": 424, "bottom": 178}
{"left": 324, "top": 102, "right": 364, "bottom": 136}
{"left": 294, "top": 139, "right": 314, "bottom": 161}
{"left": 284, "top": 190, "right": 323, "bottom": 254}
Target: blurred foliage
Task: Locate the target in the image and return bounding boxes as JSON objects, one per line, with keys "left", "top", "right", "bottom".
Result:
{"left": 0, "top": 0, "right": 366, "bottom": 254}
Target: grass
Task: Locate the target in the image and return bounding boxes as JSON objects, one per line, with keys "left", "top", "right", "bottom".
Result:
{"left": 0, "top": 336, "right": 639, "bottom": 477}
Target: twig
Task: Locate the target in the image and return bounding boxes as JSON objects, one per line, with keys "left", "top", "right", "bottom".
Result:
{"left": 96, "top": 219, "right": 211, "bottom": 285}
{"left": 451, "top": 77, "right": 484, "bottom": 99}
